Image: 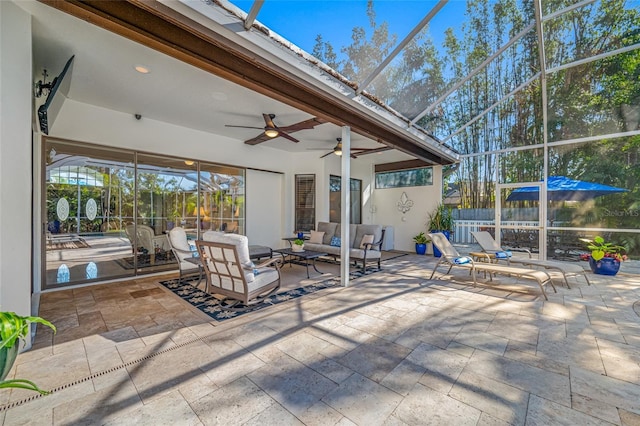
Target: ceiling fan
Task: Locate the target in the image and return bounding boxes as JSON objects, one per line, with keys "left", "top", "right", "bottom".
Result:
{"left": 225, "top": 113, "right": 325, "bottom": 145}
{"left": 309, "top": 138, "right": 392, "bottom": 159}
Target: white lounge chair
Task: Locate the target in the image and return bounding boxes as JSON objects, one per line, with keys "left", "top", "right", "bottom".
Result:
{"left": 471, "top": 231, "right": 590, "bottom": 288}
{"left": 429, "top": 232, "right": 556, "bottom": 300}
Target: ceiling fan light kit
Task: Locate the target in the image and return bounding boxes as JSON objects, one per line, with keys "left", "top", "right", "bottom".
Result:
{"left": 264, "top": 128, "right": 279, "bottom": 138}
{"left": 333, "top": 141, "right": 343, "bottom": 156}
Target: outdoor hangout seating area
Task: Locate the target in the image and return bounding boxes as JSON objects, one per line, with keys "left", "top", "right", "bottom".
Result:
{"left": 4, "top": 250, "right": 640, "bottom": 425}
{"left": 4, "top": 1, "right": 640, "bottom": 425}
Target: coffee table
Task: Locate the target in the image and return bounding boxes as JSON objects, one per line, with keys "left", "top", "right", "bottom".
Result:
{"left": 273, "top": 247, "right": 328, "bottom": 278}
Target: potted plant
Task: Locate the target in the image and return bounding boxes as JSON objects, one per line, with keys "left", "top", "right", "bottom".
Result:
{"left": 292, "top": 238, "right": 305, "bottom": 252}
{"left": 412, "top": 232, "right": 430, "bottom": 255}
{"left": 581, "top": 235, "right": 627, "bottom": 276}
{"left": 428, "top": 203, "right": 454, "bottom": 257}
{"left": 0, "top": 311, "right": 56, "bottom": 394}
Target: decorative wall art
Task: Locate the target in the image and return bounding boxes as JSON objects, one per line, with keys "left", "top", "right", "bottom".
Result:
{"left": 397, "top": 192, "right": 414, "bottom": 214}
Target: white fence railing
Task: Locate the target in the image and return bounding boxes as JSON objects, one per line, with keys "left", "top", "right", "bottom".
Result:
{"left": 452, "top": 220, "right": 540, "bottom": 244}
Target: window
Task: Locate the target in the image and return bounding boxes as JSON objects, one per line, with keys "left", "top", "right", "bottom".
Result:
{"left": 375, "top": 167, "right": 433, "bottom": 189}
{"left": 329, "top": 175, "right": 362, "bottom": 224}
{"left": 295, "top": 174, "right": 315, "bottom": 232}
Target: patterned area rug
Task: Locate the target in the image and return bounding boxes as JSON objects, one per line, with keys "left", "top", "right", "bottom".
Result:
{"left": 158, "top": 264, "right": 384, "bottom": 321}
{"left": 159, "top": 277, "right": 340, "bottom": 321}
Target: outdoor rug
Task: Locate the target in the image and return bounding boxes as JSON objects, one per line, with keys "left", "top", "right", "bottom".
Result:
{"left": 159, "top": 277, "right": 340, "bottom": 321}
{"left": 158, "top": 264, "right": 384, "bottom": 321}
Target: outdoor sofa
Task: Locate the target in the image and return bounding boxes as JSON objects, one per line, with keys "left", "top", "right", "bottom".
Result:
{"left": 303, "top": 221, "right": 385, "bottom": 273}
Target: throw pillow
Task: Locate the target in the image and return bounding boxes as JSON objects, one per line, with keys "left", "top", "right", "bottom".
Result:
{"left": 359, "top": 234, "right": 375, "bottom": 249}
{"left": 454, "top": 256, "right": 472, "bottom": 264}
{"left": 243, "top": 261, "right": 260, "bottom": 275}
{"left": 495, "top": 251, "right": 512, "bottom": 259}
{"left": 309, "top": 230, "right": 325, "bottom": 244}
{"left": 330, "top": 236, "right": 341, "bottom": 247}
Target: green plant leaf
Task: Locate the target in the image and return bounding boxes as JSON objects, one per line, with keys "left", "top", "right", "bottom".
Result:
{"left": 0, "top": 312, "right": 56, "bottom": 350}
{"left": 0, "top": 379, "right": 50, "bottom": 395}
{"left": 592, "top": 249, "right": 605, "bottom": 261}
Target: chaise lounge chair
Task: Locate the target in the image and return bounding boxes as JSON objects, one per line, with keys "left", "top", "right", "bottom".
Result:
{"left": 471, "top": 231, "right": 590, "bottom": 288}
{"left": 429, "top": 232, "right": 556, "bottom": 300}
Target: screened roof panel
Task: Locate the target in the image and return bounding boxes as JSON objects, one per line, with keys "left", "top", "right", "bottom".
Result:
{"left": 222, "top": 0, "right": 637, "bottom": 159}
{"left": 543, "top": 0, "right": 640, "bottom": 70}
{"left": 444, "top": 77, "right": 543, "bottom": 154}
{"left": 414, "top": 28, "right": 541, "bottom": 135}
{"left": 546, "top": 53, "right": 638, "bottom": 142}
{"left": 228, "top": 0, "right": 541, "bottom": 151}
{"left": 229, "top": 0, "right": 440, "bottom": 65}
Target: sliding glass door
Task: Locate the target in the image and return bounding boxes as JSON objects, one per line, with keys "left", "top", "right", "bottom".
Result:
{"left": 44, "top": 140, "right": 136, "bottom": 287}
{"left": 43, "top": 139, "right": 246, "bottom": 288}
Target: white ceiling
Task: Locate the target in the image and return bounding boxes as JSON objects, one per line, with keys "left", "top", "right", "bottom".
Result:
{"left": 26, "top": 1, "right": 395, "bottom": 158}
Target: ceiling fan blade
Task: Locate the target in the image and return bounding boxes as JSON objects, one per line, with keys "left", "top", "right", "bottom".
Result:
{"left": 280, "top": 117, "right": 326, "bottom": 133}
{"left": 244, "top": 133, "right": 271, "bottom": 145}
{"left": 263, "top": 113, "right": 276, "bottom": 129}
{"left": 225, "top": 125, "right": 264, "bottom": 130}
{"left": 233, "top": 114, "right": 323, "bottom": 145}
{"left": 319, "top": 151, "right": 333, "bottom": 159}
{"left": 278, "top": 132, "right": 300, "bottom": 143}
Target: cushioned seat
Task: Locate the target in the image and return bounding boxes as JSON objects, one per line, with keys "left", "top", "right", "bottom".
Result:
{"left": 304, "top": 222, "right": 384, "bottom": 273}
{"left": 196, "top": 231, "right": 282, "bottom": 308}
{"left": 167, "top": 227, "right": 200, "bottom": 282}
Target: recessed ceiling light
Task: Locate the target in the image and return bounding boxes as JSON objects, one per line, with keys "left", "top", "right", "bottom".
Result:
{"left": 184, "top": 160, "right": 195, "bottom": 166}
{"left": 134, "top": 65, "right": 150, "bottom": 74}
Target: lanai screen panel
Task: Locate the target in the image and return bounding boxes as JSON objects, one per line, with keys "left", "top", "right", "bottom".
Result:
{"left": 543, "top": 0, "right": 640, "bottom": 70}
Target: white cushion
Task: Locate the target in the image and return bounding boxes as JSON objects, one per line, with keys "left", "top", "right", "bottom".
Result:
{"left": 202, "top": 231, "right": 254, "bottom": 282}
{"left": 169, "top": 227, "right": 191, "bottom": 252}
{"left": 359, "top": 234, "right": 374, "bottom": 249}
{"left": 168, "top": 227, "right": 198, "bottom": 270}
{"left": 309, "top": 230, "right": 325, "bottom": 244}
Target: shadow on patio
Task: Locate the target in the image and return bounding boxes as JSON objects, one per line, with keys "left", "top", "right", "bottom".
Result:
{"left": 2, "top": 254, "right": 640, "bottom": 425}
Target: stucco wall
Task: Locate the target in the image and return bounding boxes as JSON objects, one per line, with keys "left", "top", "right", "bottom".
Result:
{"left": 0, "top": 2, "right": 33, "bottom": 318}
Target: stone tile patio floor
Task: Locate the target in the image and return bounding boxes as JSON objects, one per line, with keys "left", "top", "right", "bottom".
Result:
{"left": 2, "top": 253, "right": 640, "bottom": 425}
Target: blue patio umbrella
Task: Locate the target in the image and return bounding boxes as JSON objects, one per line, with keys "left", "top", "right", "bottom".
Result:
{"left": 506, "top": 176, "right": 628, "bottom": 202}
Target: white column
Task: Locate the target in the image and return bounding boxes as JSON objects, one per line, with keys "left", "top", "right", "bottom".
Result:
{"left": 0, "top": 2, "right": 34, "bottom": 342}
{"left": 340, "top": 127, "right": 351, "bottom": 287}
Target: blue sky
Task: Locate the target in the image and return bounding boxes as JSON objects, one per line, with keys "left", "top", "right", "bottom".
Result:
{"left": 231, "top": 1, "right": 455, "bottom": 58}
